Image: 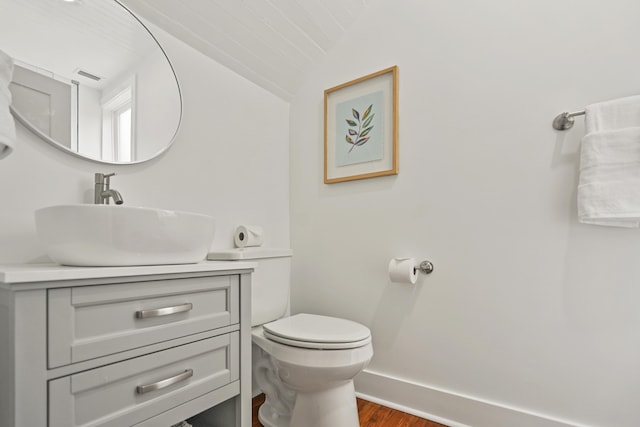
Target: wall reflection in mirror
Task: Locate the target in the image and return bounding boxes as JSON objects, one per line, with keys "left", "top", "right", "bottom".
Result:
{"left": 0, "top": 0, "right": 182, "bottom": 164}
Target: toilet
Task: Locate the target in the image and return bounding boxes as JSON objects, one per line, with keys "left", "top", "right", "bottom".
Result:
{"left": 208, "top": 248, "right": 373, "bottom": 427}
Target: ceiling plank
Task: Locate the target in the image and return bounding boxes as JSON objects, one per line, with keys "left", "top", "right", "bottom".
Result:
{"left": 121, "top": 0, "right": 372, "bottom": 100}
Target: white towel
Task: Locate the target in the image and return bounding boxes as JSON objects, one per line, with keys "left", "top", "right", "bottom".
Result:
{"left": 578, "top": 128, "right": 640, "bottom": 226}
{"left": 0, "top": 49, "right": 16, "bottom": 160}
{"left": 578, "top": 95, "right": 640, "bottom": 227}
{"left": 585, "top": 95, "right": 640, "bottom": 134}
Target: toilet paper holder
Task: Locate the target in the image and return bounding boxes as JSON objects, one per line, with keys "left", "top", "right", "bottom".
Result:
{"left": 417, "top": 260, "right": 434, "bottom": 275}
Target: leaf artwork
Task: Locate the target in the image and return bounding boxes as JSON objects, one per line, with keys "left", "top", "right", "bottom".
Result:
{"left": 345, "top": 104, "right": 374, "bottom": 153}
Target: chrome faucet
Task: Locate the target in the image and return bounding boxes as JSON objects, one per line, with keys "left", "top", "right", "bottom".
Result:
{"left": 94, "top": 173, "right": 124, "bottom": 205}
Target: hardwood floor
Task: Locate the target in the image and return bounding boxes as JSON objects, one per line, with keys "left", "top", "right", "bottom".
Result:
{"left": 251, "top": 393, "right": 266, "bottom": 426}
{"left": 252, "top": 394, "right": 448, "bottom": 427}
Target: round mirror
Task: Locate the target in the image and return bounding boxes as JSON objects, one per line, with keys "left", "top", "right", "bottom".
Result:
{"left": 0, "top": 0, "right": 182, "bottom": 164}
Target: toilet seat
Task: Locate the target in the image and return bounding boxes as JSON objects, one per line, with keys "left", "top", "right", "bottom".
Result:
{"left": 262, "top": 313, "right": 371, "bottom": 350}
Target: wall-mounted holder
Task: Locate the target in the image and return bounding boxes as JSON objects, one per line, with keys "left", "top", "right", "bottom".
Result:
{"left": 552, "top": 110, "right": 585, "bottom": 131}
{"left": 417, "top": 260, "right": 434, "bottom": 274}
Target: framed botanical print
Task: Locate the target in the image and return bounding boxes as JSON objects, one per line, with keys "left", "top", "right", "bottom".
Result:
{"left": 324, "top": 66, "right": 398, "bottom": 184}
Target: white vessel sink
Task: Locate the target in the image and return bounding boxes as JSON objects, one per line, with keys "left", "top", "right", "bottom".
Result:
{"left": 34, "top": 204, "right": 216, "bottom": 267}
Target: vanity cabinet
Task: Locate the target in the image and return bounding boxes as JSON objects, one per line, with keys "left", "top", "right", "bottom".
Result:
{"left": 0, "top": 262, "right": 254, "bottom": 427}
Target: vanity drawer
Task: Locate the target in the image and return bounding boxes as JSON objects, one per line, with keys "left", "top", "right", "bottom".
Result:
{"left": 49, "top": 332, "right": 239, "bottom": 427}
{"left": 48, "top": 275, "right": 239, "bottom": 368}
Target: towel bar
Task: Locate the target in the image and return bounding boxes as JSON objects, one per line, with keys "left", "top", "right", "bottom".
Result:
{"left": 552, "top": 110, "right": 585, "bottom": 130}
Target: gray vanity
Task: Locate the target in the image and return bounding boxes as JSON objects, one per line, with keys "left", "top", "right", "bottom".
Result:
{"left": 0, "top": 262, "right": 253, "bottom": 427}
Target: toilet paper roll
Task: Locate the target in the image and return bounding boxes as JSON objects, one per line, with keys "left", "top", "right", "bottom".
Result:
{"left": 388, "top": 257, "right": 418, "bottom": 284}
{"left": 234, "top": 225, "right": 264, "bottom": 248}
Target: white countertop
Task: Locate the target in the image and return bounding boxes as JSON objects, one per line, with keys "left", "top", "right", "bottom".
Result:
{"left": 0, "top": 260, "right": 256, "bottom": 284}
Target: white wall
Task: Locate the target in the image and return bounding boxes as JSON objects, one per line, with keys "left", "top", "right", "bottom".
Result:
{"left": 290, "top": 1, "right": 640, "bottom": 426}
{"left": 0, "top": 25, "right": 290, "bottom": 263}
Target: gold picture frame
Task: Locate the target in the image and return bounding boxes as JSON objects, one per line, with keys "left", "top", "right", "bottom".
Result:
{"left": 324, "top": 66, "right": 398, "bottom": 184}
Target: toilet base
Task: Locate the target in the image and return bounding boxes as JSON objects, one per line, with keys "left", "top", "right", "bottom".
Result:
{"left": 258, "top": 400, "right": 292, "bottom": 427}
{"left": 258, "top": 380, "right": 360, "bottom": 427}
{"left": 289, "top": 380, "right": 359, "bottom": 427}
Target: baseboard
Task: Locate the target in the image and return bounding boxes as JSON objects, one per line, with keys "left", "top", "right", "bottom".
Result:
{"left": 354, "top": 369, "right": 592, "bottom": 427}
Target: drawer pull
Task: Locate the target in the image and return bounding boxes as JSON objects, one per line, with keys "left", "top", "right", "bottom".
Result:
{"left": 135, "top": 303, "right": 193, "bottom": 319}
{"left": 136, "top": 369, "right": 194, "bottom": 394}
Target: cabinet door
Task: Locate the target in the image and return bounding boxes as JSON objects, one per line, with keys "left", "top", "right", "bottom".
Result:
{"left": 48, "top": 275, "right": 239, "bottom": 367}
{"left": 49, "top": 332, "right": 239, "bottom": 427}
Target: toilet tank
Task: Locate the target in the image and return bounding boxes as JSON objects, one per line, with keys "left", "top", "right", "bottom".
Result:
{"left": 207, "top": 248, "right": 293, "bottom": 326}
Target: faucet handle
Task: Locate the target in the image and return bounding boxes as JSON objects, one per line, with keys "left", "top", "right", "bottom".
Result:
{"left": 95, "top": 172, "right": 115, "bottom": 181}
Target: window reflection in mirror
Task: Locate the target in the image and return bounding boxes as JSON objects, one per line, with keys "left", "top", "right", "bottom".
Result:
{"left": 100, "top": 78, "right": 134, "bottom": 162}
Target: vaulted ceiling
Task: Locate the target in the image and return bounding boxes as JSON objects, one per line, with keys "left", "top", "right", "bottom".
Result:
{"left": 121, "top": 0, "right": 371, "bottom": 100}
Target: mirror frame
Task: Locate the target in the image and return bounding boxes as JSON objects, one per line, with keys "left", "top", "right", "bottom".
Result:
{"left": 9, "top": 0, "right": 182, "bottom": 165}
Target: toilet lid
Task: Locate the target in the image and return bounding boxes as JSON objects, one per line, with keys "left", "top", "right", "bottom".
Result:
{"left": 262, "top": 313, "right": 371, "bottom": 350}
